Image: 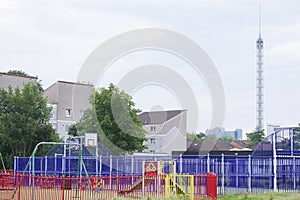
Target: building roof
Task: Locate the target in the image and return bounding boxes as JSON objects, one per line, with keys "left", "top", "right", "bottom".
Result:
{"left": 138, "top": 110, "right": 186, "bottom": 125}
{"left": 44, "top": 80, "right": 93, "bottom": 93}
{"left": 187, "top": 140, "right": 254, "bottom": 153}
{"left": 230, "top": 141, "right": 249, "bottom": 149}
{"left": 57, "top": 80, "right": 93, "bottom": 87}
{"left": 187, "top": 141, "right": 232, "bottom": 152}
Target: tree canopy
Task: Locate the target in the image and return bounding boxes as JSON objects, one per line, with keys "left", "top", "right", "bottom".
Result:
{"left": 187, "top": 132, "right": 206, "bottom": 142}
{"left": 6, "top": 70, "right": 29, "bottom": 77}
{"left": 219, "top": 135, "right": 236, "bottom": 142}
{"left": 246, "top": 129, "right": 265, "bottom": 147}
{"left": 69, "top": 84, "right": 146, "bottom": 155}
{"left": 0, "top": 83, "right": 60, "bottom": 168}
{"left": 187, "top": 132, "right": 236, "bottom": 142}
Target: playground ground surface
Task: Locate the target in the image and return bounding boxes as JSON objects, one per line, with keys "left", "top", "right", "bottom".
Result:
{"left": 0, "top": 188, "right": 300, "bottom": 200}
{"left": 2, "top": 188, "right": 300, "bottom": 199}
{"left": 0, "top": 187, "right": 203, "bottom": 200}
{"left": 117, "top": 192, "right": 300, "bottom": 200}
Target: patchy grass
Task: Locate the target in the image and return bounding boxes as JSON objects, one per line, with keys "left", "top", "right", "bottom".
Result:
{"left": 218, "top": 192, "right": 300, "bottom": 200}
{"left": 113, "top": 193, "right": 300, "bottom": 200}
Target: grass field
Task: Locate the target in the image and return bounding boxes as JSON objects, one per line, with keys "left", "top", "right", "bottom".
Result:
{"left": 218, "top": 192, "right": 300, "bottom": 200}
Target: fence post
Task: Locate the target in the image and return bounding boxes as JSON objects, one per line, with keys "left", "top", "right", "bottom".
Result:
{"left": 14, "top": 156, "right": 17, "bottom": 174}
{"left": 248, "top": 155, "right": 251, "bottom": 193}
{"left": 96, "top": 156, "right": 98, "bottom": 176}
{"left": 29, "top": 160, "right": 31, "bottom": 184}
{"left": 61, "top": 176, "right": 65, "bottom": 200}
{"left": 99, "top": 155, "right": 102, "bottom": 176}
{"left": 117, "top": 158, "right": 119, "bottom": 176}
{"left": 142, "top": 161, "right": 145, "bottom": 198}
{"left": 273, "top": 133, "right": 277, "bottom": 192}
{"left": 62, "top": 144, "right": 66, "bottom": 176}
{"left": 96, "top": 143, "right": 99, "bottom": 176}
{"left": 31, "top": 155, "right": 35, "bottom": 200}
{"left": 45, "top": 156, "right": 47, "bottom": 175}
{"left": 131, "top": 155, "right": 134, "bottom": 185}
{"left": 131, "top": 155, "right": 134, "bottom": 176}
{"left": 68, "top": 149, "right": 71, "bottom": 175}
{"left": 207, "top": 154, "right": 210, "bottom": 172}
{"left": 40, "top": 157, "right": 43, "bottom": 175}
{"left": 221, "top": 154, "right": 224, "bottom": 195}
{"left": 235, "top": 154, "right": 238, "bottom": 188}
{"left": 55, "top": 153, "right": 57, "bottom": 176}
{"left": 293, "top": 157, "right": 296, "bottom": 190}
{"left": 16, "top": 175, "right": 21, "bottom": 200}
{"left": 179, "top": 154, "right": 182, "bottom": 174}
{"left": 109, "top": 155, "right": 112, "bottom": 189}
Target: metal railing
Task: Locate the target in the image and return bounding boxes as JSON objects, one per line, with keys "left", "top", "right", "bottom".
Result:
{"left": 0, "top": 172, "right": 216, "bottom": 200}
{"left": 14, "top": 154, "right": 300, "bottom": 195}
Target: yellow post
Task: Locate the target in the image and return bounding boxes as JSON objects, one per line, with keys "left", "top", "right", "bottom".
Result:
{"left": 164, "top": 174, "right": 194, "bottom": 200}
{"left": 159, "top": 161, "right": 164, "bottom": 174}
{"left": 165, "top": 174, "right": 170, "bottom": 198}
{"left": 190, "top": 175, "right": 194, "bottom": 200}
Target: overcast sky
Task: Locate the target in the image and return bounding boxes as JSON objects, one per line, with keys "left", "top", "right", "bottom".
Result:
{"left": 1, "top": 0, "right": 300, "bottom": 136}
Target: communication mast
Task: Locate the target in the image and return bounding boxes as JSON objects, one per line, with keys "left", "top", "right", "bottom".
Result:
{"left": 256, "top": 5, "right": 264, "bottom": 131}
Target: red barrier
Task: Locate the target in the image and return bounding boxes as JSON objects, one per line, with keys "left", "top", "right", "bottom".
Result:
{"left": 206, "top": 172, "right": 218, "bottom": 200}
{"left": 0, "top": 173, "right": 15, "bottom": 190}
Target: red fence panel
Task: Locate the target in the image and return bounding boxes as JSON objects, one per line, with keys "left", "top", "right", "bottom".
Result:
{"left": 0, "top": 172, "right": 217, "bottom": 200}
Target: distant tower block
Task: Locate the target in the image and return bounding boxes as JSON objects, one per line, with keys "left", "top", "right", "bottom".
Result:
{"left": 256, "top": 5, "right": 264, "bottom": 131}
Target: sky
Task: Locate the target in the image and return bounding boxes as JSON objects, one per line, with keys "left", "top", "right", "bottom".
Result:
{"left": 0, "top": 0, "right": 300, "bottom": 136}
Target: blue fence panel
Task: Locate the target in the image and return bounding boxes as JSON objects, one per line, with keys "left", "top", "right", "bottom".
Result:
{"left": 16, "top": 157, "right": 30, "bottom": 173}
{"left": 14, "top": 154, "right": 300, "bottom": 194}
{"left": 101, "top": 156, "right": 111, "bottom": 175}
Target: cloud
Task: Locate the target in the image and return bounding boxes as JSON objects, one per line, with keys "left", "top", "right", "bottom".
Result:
{"left": 267, "top": 41, "right": 300, "bottom": 63}
{"left": 1, "top": 0, "right": 300, "bottom": 133}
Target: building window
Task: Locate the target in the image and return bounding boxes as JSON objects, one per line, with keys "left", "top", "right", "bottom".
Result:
{"left": 150, "top": 126, "right": 156, "bottom": 131}
{"left": 150, "top": 138, "right": 156, "bottom": 144}
{"left": 65, "top": 109, "right": 72, "bottom": 117}
{"left": 65, "top": 125, "right": 70, "bottom": 133}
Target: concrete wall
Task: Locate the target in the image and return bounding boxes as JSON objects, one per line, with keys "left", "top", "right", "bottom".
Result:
{"left": 44, "top": 81, "right": 93, "bottom": 140}
{"left": 144, "top": 111, "right": 187, "bottom": 154}
{"left": 0, "top": 73, "right": 37, "bottom": 91}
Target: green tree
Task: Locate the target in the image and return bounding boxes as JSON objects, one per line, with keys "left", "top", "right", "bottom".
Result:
{"left": 293, "top": 124, "right": 300, "bottom": 149}
{"left": 205, "top": 134, "right": 218, "bottom": 141}
{"left": 70, "top": 84, "right": 146, "bottom": 155}
{"left": 219, "top": 135, "right": 235, "bottom": 142}
{"left": 0, "top": 83, "right": 60, "bottom": 168}
{"left": 246, "top": 129, "right": 265, "bottom": 147}
{"left": 6, "top": 70, "right": 43, "bottom": 92}
{"left": 187, "top": 132, "right": 206, "bottom": 142}
{"left": 6, "top": 70, "right": 29, "bottom": 77}
{"left": 68, "top": 124, "right": 79, "bottom": 137}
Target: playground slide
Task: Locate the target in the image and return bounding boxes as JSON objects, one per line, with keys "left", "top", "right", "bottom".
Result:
{"left": 118, "top": 177, "right": 154, "bottom": 194}
{"left": 169, "top": 178, "right": 186, "bottom": 196}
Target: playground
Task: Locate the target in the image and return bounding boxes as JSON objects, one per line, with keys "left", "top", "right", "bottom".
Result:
{"left": 0, "top": 165, "right": 217, "bottom": 200}
{"left": 2, "top": 127, "right": 299, "bottom": 199}
{"left": 0, "top": 138, "right": 217, "bottom": 200}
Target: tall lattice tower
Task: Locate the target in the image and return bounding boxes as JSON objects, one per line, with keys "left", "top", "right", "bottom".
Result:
{"left": 256, "top": 5, "right": 264, "bottom": 131}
